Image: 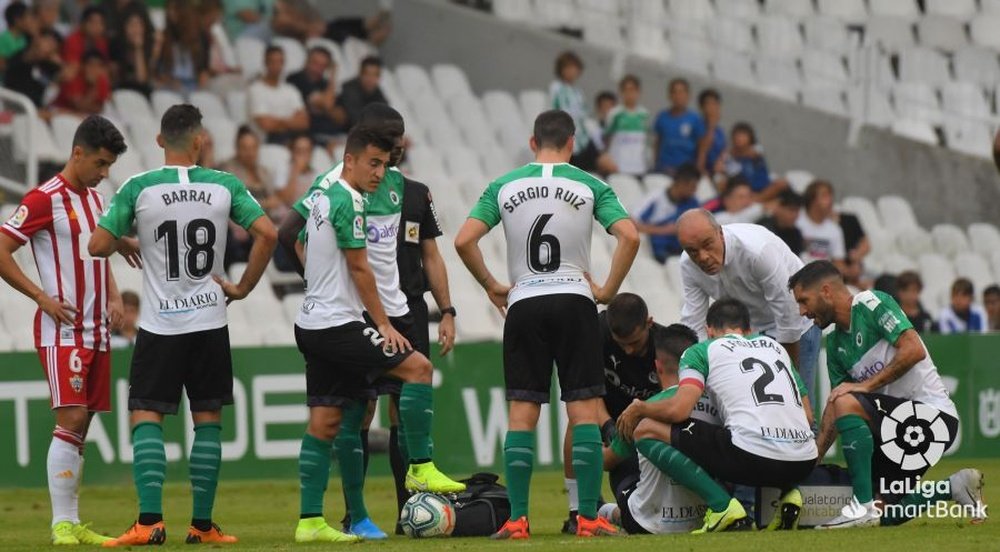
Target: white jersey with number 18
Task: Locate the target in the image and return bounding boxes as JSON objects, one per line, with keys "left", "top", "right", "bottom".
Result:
{"left": 468, "top": 162, "right": 629, "bottom": 306}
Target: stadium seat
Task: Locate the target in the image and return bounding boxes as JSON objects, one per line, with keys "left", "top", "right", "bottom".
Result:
{"left": 109, "top": 150, "right": 146, "bottom": 188}
{"left": 840, "top": 196, "right": 883, "bottom": 235}
{"left": 803, "top": 15, "right": 855, "bottom": 55}
{"left": 235, "top": 36, "right": 265, "bottom": 80}
{"left": 756, "top": 15, "right": 804, "bottom": 60}
{"left": 984, "top": 0, "right": 1000, "bottom": 13}
{"left": 189, "top": 90, "right": 230, "bottom": 121}
{"left": 784, "top": 170, "right": 815, "bottom": 194}
{"left": 666, "top": 0, "right": 713, "bottom": 21}
{"left": 931, "top": 223, "right": 972, "bottom": 257}
{"left": 967, "top": 223, "right": 1000, "bottom": 257}
{"left": 710, "top": 17, "right": 754, "bottom": 54}
{"left": 816, "top": 0, "right": 868, "bottom": 25}
{"left": 801, "top": 86, "right": 847, "bottom": 116}
{"left": 49, "top": 113, "right": 84, "bottom": 155}
{"left": 12, "top": 115, "right": 64, "bottom": 164}
{"left": 311, "top": 146, "right": 333, "bottom": 172}
{"left": 764, "top": 0, "right": 814, "bottom": 18}
{"left": 897, "top": 47, "right": 952, "bottom": 85}
{"left": 716, "top": 0, "right": 761, "bottom": 20}
{"left": 916, "top": 16, "right": 968, "bottom": 53}
{"left": 581, "top": 10, "right": 625, "bottom": 50}
{"left": 447, "top": 95, "right": 495, "bottom": 151}
{"left": 846, "top": 87, "right": 896, "bottom": 127}
{"left": 492, "top": 0, "right": 533, "bottom": 23}
{"left": 151, "top": 89, "right": 184, "bottom": 120}
{"left": 258, "top": 144, "right": 291, "bottom": 185}
{"left": 407, "top": 147, "right": 448, "bottom": 183}
{"left": 969, "top": 16, "right": 1000, "bottom": 50}
{"left": 755, "top": 58, "right": 802, "bottom": 90}
{"left": 395, "top": 64, "right": 435, "bottom": 100}
{"left": 941, "top": 81, "right": 991, "bottom": 118}
{"left": 607, "top": 173, "right": 644, "bottom": 212}
{"left": 341, "top": 37, "right": 377, "bottom": 80}
{"left": 952, "top": 251, "right": 996, "bottom": 294}
{"left": 518, "top": 89, "right": 549, "bottom": 128}
{"left": 112, "top": 89, "right": 157, "bottom": 124}
{"left": 629, "top": 23, "right": 670, "bottom": 63}
{"left": 878, "top": 195, "right": 921, "bottom": 231}
{"left": 443, "top": 146, "right": 487, "bottom": 184}
{"left": 879, "top": 252, "right": 918, "bottom": 274}
{"left": 432, "top": 63, "right": 475, "bottom": 102}
{"left": 952, "top": 48, "right": 1000, "bottom": 89}
{"left": 271, "top": 36, "right": 306, "bottom": 77}
{"left": 666, "top": 35, "right": 712, "bottom": 76}
{"left": 534, "top": 0, "right": 576, "bottom": 29}
{"left": 226, "top": 90, "right": 248, "bottom": 125}
{"left": 892, "top": 82, "right": 943, "bottom": 125}
{"left": 942, "top": 119, "right": 992, "bottom": 158}
{"left": 801, "top": 49, "right": 849, "bottom": 86}
{"left": 203, "top": 117, "right": 238, "bottom": 165}
{"left": 864, "top": 16, "right": 916, "bottom": 52}
{"left": 710, "top": 50, "right": 756, "bottom": 86}
{"left": 890, "top": 119, "right": 939, "bottom": 145}
{"left": 925, "top": 0, "right": 977, "bottom": 19}
{"left": 868, "top": 0, "right": 920, "bottom": 21}
{"left": 991, "top": 252, "right": 1000, "bottom": 285}
{"left": 918, "top": 252, "right": 957, "bottom": 298}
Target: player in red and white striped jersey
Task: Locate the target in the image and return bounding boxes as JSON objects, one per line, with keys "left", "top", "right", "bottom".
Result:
{"left": 0, "top": 115, "right": 130, "bottom": 545}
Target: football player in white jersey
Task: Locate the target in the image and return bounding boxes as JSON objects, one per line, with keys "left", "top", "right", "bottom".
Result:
{"left": 617, "top": 298, "right": 817, "bottom": 533}
{"left": 456, "top": 109, "right": 640, "bottom": 538}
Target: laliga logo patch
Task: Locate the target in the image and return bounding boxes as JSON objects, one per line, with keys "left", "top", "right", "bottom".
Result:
{"left": 878, "top": 400, "right": 952, "bottom": 471}
{"left": 8, "top": 205, "right": 28, "bottom": 228}
{"left": 69, "top": 375, "right": 83, "bottom": 393}
{"left": 353, "top": 215, "right": 364, "bottom": 239}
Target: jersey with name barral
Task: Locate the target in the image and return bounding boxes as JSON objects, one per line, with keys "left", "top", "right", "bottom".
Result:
{"left": 99, "top": 166, "right": 264, "bottom": 335}
{"left": 826, "top": 290, "right": 957, "bottom": 417}
{"left": 610, "top": 386, "right": 719, "bottom": 533}
{"left": 296, "top": 178, "right": 368, "bottom": 329}
{"left": 468, "top": 163, "right": 629, "bottom": 306}
{"left": 679, "top": 333, "right": 816, "bottom": 461}
{"left": 294, "top": 163, "right": 409, "bottom": 317}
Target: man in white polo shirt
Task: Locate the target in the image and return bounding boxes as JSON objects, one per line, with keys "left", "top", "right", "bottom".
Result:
{"left": 676, "top": 209, "right": 819, "bottom": 400}
{"left": 248, "top": 45, "right": 308, "bottom": 145}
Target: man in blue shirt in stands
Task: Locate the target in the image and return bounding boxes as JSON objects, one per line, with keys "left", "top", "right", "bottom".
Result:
{"left": 632, "top": 163, "right": 700, "bottom": 263}
{"left": 653, "top": 79, "right": 702, "bottom": 175}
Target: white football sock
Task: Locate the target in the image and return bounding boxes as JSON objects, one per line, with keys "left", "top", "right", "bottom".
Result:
{"left": 48, "top": 432, "right": 82, "bottom": 526}
{"left": 565, "top": 478, "right": 579, "bottom": 511}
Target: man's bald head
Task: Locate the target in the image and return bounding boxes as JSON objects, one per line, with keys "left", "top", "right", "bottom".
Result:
{"left": 678, "top": 209, "right": 725, "bottom": 275}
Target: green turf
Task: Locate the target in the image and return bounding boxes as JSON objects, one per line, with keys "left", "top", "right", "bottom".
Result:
{"left": 4, "top": 458, "right": 996, "bottom": 551}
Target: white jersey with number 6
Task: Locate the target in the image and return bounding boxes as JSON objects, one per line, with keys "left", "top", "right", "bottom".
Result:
{"left": 468, "top": 162, "right": 629, "bottom": 306}
{"left": 679, "top": 333, "right": 817, "bottom": 462}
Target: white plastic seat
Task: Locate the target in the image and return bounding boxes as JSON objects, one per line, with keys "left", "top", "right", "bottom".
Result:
{"left": 258, "top": 144, "right": 290, "bottom": 185}
{"left": 406, "top": 147, "right": 448, "bottom": 182}
{"left": 756, "top": 15, "right": 804, "bottom": 60}
{"left": 755, "top": 58, "right": 802, "bottom": 90}
{"left": 629, "top": 24, "right": 670, "bottom": 63}
{"left": 984, "top": 0, "right": 1000, "bottom": 14}
{"left": 953, "top": 48, "right": 1000, "bottom": 88}
{"left": 666, "top": 0, "right": 714, "bottom": 21}
{"left": 49, "top": 113, "right": 84, "bottom": 155}
{"left": 880, "top": 252, "right": 918, "bottom": 274}
{"left": 442, "top": 146, "right": 487, "bottom": 183}
{"left": 715, "top": 0, "right": 760, "bottom": 20}
{"left": 710, "top": 17, "right": 754, "bottom": 53}
{"left": 666, "top": 36, "right": 712, "bottom": 76}
{"left": 581, "top": 10, "right": 625, "bottom": 49}
{"left": 271, "top": 36, "right": 306, "bottom": 77}
{"left": 893, "top": 226, "right": 934, "bottom": 257}
{"left": 925, "top": 0, "right": 977, "bottom": 18}
{"left": 112, "top": 89, "right": 157, "bottom": 124}
{"left": 890, "top": 119, "right": 939, "bottom": 145}
{"left": 816, "top": 0, "right": 868, "bottom": 25}
{"left": 840, "top": 196, "right": 883, "bottom": 235}
{"left": 865, "top": 16, "right": 916, "bottom": 52}
{"left": 878, "top": 195, "right": 921, "bottom": 231}
{"left": 801, "top": 86, "right": 847, "bottom": 116}
{"left": 711, "top": 50, "right": 756, "bottom": 85}
{"left": 764, "top": 0, "right": 813, "bottom": 18}
{"left": 801, "top": 49, "right": 849, "bottom": 86}
{"left": 226, "top": 90, "right": 248, "bottom": 125}
{"left": 868, "top": 0, "right": 920, "bottom": 21}
{"left": 803, "top": 16, "right": 853, "bottom": 54}
{"left": 847, "top": 87, "right": 896, "bottom": 127}
{"left": 189, "top": 90, "right": 229, "bottom": 121}
{"left": 941, "top": 81, "right": 990, "bottom": 118}
{"left": 968, "top": 223, "right": 1000, "bottom": 257}
{"left": 340, "top": 37, "right": 376, "bottom": 81}
{"left": 943, "top": 120, "right": 992, "bottom": 158}
{"left": 235, "top": 36, "right": 265, "bottom": 80}
{"left": 952, "top": 252, "right": 996, "bottom": 296}
{"left": 151, "top": 89, "right": 184, "bottom": 120}
{"left": 109, "top": 150, "right": 146, "bottom": 187}
{"left": 203, "top": 117, "right": 238, "bottom": 164}
{"left": 311, "top": 146, "right": 333, "bottom": 172}
{"left": 898, "top": 47, "right": 952, "bottom": 85}
{"left": 492, "top": 0, "right": 533, "bottom": 22}
{"left": 518, "top": 89, "right": 549, "bottom": 128}
{"left": 607, "top": 173, "right": 644, "bottom": 212}
{"left": 892, "top": 82, "right": 943, "bottom": 125}
{"left": 931, "top": 223, "right": 972, "bottom": 257}
{"left": 916, "top": 16, "right": 968, "bottom": 53}
{"left": 395, "top": 64, "right": 435, "bottom": 100}
{"left": 534, "top": 0, "right": 576, "bottom": 29}
{"left": 431, "top": 63, "right": 474, "bottom": 102}
{"left": 969, "top": 15, "right": 1000, "bottom": 50}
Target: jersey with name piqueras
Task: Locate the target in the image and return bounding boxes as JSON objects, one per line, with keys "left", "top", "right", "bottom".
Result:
{"left": 468, "top": 162, "right": 629, "bottom": 306}
{"left": 98, "top": 166, "right": 264, "bottom": 335}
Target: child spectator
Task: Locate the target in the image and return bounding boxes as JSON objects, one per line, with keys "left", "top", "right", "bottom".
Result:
{"left": 695, "top": 88, "right": 725, "bottom": 177}
{"left": 713, "top": 176, "right": 762, "bottom": 225}
{"left": 720, "top": 122, "right": 788, "bottom": 201}
{"left": 62, "top": 5, "right": 107, "bottom": 78}
{"left": 594, "top": 90, "right": 616, "bottom": 130}
{"left": 984, "top": 285, "right": 1000, "bottom": 332}
{"left": 632, "top": 163, "right": 701, "bottom": 263}
{"left": 939, "top": 278, "right": 988, "bottom": 334}
{"left": 52, "top": 49, "right": 111, "bottom": 115}
{"left": 756, "top": 189, "right": 804, "bottom": 255}
{"left": 896, "top": 271, "right": 936, "bottom": 334}
{"left": 652, "top": 78, "right": 700, "bottom": 175}
{"left": 0, "top": 1, "right": 35, "bottom": 75}
{"left": 603, "top": 75, "right": 647, "bottom": 176}
{"left": 549, "top": 50, "right": 615, "bottom": 175}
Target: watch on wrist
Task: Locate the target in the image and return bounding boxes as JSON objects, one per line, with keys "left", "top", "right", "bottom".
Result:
{"left": 441, "top": 306, "right": 457, "bottom": 318}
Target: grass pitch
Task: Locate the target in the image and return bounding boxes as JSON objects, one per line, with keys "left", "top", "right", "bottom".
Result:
{"left": 3, "top": 458, "right": 996, "bottom": 551}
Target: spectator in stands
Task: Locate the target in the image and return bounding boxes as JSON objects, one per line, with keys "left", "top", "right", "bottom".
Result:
{"left": 33, "top": 0, "right": 64, "bottom": 42}
{"left": 270, "top": 0, "right": 321, "bottom": 42}
{"left": 287, "top": 46, "right": 345, "bottom": 147}
{"left": 278, "top": 133, "right": 319, "bottom": 207}
{"left": 719, "top": 122, "right": 788, "bottom": 201}
{"left": 222, "top": 125, "right": 281, "bottom": 267}
{"left": 984, "top": 285, "right": 1000, "bottom": 332}
{"left": 110, "top": 9, "right": 158, "bottom": 97}
{"left": 249, "top": 45, "right": 309, "bottom": 144}
{"left": 594, "top": 90, "right": 616, "bottom": 130}
{"left": 797, "top": 180, "right": 846, "bottom": 269}
{"left": 939, "top": 278, "right": 988, "bottom": 334}
{"left": 695, "top": 88, "right": 725, "bottom": 178}
{"left": 224, "top": 0, "right": 274, "bottom": 41}
{"left": 652, "top": 78, "right": 700, "bottom": 175}
{"left": 756, "top": 189, "right": 804, "bottom": 255}
{"left": 155, "top": 0, "right": 210, "bottom": 93}
{"left": 335, "top": 55, "right": 387, "bottom": 130}
{"left": 323, "top": 8, "right": 393, "bottom": 47}
{"left": 62, "top": 5, "right": 107, "bottom": 80}
{"left": 52, "top": 49, "right": 111, "bottom": 115}
{"left": 603, "top": 76, "right": 647, "bottom": 176}
{"left": 103, "top": 0, "right": 149, "bottom": 42}
{"left": 110, "top": 290, "right": 140, "bottom": 349}
{"left": 200, "top": 0, "right": 242, "bottom": 94}
{"left": 713, "top": 176, "right": 762, "bottom": 225}
{"left": 896, "top": 271, "right": 936, "bottom": 334}
{"left": 4, "top": 24, "right": 61, "bottom": 108}
{"left": 0, "top": 1, "right": 35, "bottom": 75}
{"left": 632, "top": 163, "right": 700, "bottom": 263}
{"left": 834, "top": 206, "right": 870, "bottom": 273}
{"left": 549, "top": 50, "right": 616, "bottom": 176}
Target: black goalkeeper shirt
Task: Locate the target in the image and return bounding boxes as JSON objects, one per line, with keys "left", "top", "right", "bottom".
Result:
{"left": 397, "top": 177, "right": 443, "bottom": 302}
{"left": 599, "top": 311, "right": 664, "bottom": 419}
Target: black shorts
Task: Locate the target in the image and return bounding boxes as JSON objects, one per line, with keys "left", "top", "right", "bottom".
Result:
{"left": 670, "top": 419, "right": 815, "bottom": 490}
{"left": 128, "top": 327, "right": 234, "bottom": 414}
{"left": 570, "top": 141, "right": 600, "bottom": 172}
{"left": 503, "top": 294, "right": 605, "bottom": 403}
{"left": 614, "top": 473, "right": 650, "bottom": 535}
{"left": 370, "top": 308, "right": 426, "bottom": 398}
{"left": 294, "top": 321, "right": 413, "bottom": 407}
{"left": 850, "top": 392, "right": 959, "bottom": 503}
{"left": 609, "top": 454, "right": 640, "bottom": 502}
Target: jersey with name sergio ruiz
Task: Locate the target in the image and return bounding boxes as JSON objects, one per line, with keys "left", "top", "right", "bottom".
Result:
{"left": 293, "top": 163, "right": 408, "bottom": 317}
{"left": 469, "top": 163, "right": 628, "bottom": 306}
{"left": 99, "top": 166, "right": 264, "bottom": 335}
{"left": 679, "top": 333, "right": 816, "bottom": 462}
{"left": 827, "top": 290, "right": 957, "bottom": 417}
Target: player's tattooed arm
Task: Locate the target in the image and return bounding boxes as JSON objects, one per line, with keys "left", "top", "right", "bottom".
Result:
{"left": 852, "top": 329, "right": 926, "bottom": 394}
{"left": 814, "top": 402, "right": 838, "bottom": 461}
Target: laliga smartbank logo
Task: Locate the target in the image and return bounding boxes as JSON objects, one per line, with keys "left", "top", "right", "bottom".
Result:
{"left": 877, "top": 400, "right": 951, "bottom": 471}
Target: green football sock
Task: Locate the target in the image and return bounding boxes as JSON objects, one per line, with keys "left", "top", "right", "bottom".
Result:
{"left": 132, "top": 422, "right": 166, "bottom": 516}
{"left": 334, "top": 401, "right": 369, "bottom": 522}
{"left": 572, "top": 424, "right": 603, "bottom": 519}
{"left": 880, "top": 483, "right": 951, "bottom": 526}
{"left": 636, "top": 438, "right": 730, "bottom": 511}
{"left": 836, "top": 414, "right": 875, "bottom": 503}
{"left": 504, "top": 431, "right": 535, "bottom": 519}
{"left": 399, "top": 383, "right": 433, "bottom": 461}
{"left": 299, "top": 433, "right": 332, "bottom": 517}
{"left": 190, "top": 423, "right": 222, "bottom": 522}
